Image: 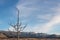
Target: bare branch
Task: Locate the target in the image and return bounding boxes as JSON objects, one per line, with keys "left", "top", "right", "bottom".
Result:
{"left": 20, "top": 24, "right": 27, "bottom": 31}
{"left": 23, "top": 24, "right": 27, "bottom": 30}
{"left": 8, "top": 28, "right": 10, "bottom": 31}
{"left": 8, "top": 7, "right": 27, "bottom": 40}
{"left": 8, "top": 23, "right": 14, "bottom": 27}
{"left": 19, "top": 22, "right": 22, "bottom": 26}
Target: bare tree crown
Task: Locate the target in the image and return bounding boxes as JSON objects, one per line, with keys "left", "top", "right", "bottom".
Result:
{"left": 8, "top": 8, "right": 27, "bottom": 32}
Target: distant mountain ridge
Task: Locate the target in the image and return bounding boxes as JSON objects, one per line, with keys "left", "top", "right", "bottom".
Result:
{"left": 0, "top": 31, "right": 60, "bottom": 38}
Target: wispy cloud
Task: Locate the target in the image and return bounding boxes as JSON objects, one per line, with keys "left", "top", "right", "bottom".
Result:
{"left": 31, "top": 4, "right": 60, "bottom": 33}
{"left": 8, "top": 0, "right": 60, "bottom": 34}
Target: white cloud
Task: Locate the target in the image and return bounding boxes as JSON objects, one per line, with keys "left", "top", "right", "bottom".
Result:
{"left": 37, "top": 14, "right": 53, "bottom": 21}
{"left": 17, "top": 6, "right": 32, "bottom": 18}
{"left": 32, "top": 15, "right": 60, "bottom": 33}
{"left": 9, "top": 0, "right": 60, "bottom": 34}
{"left": 8, "top": 26, "right": 15, "bottom": 31}
{"left": 16, "top": 0, "right": 42, "bottom": 18}
{"left": 17, "top": 5, "right": 40, "bottom": 18}
{"left": 31, "top": 5, "right": 60, "bottom": 33}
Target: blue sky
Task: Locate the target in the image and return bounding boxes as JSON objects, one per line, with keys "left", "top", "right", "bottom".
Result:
{"left": 0, "top": 0, "right": 60, "bottom": 34}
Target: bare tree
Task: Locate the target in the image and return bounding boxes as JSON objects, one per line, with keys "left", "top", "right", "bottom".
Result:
{"left": 8, "top": 7, "right": 27, "bottom": 40}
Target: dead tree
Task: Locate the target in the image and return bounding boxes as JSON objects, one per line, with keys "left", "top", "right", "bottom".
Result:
{"left": 8, "top": 7, "right": 27, "bottom": 40}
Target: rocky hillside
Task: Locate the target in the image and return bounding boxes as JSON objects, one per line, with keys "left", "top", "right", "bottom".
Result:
{"left": 0, "top": 31, "right": 60, "bottom": 38}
